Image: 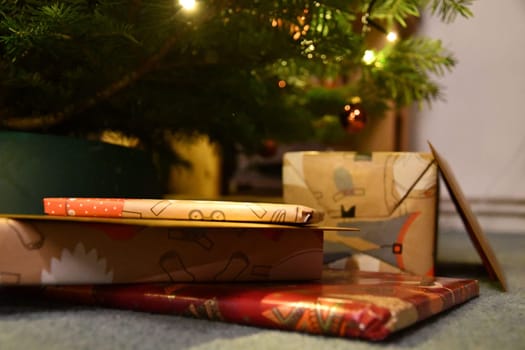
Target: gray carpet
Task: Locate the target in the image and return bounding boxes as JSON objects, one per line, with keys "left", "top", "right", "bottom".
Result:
{"left": 0, "top": 230, "right": 523, "bottom": 350}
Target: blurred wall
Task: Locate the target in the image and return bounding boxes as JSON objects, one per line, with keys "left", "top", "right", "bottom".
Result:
{"left": 411, "top": 1, "right": 525, "bottom": 232}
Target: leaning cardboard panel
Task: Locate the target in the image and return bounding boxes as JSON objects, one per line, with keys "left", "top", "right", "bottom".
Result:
{"left": 283, "top": 151, "right": 437, "bottom": 276}
{"left": 428, "top": 143, "right": 506, "bottom": 291}
{"left": 0, "top": 215, "right": 323, "bottom": 285}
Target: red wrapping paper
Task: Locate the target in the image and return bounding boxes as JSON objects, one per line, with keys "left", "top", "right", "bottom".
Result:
{"left": 42, "top": 270, "right": 479, "bottom": 341}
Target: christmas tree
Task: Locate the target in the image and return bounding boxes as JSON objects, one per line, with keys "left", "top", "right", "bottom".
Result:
{"left": 0, "top": 0, "right": 473, "bottom": 173}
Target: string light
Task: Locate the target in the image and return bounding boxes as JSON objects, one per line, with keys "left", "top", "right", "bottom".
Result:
{"left": 386, "top": 31, "right": 398, "bottom": 42}
{"left": 179, "top": 0, "right": 196, "bottom": 11}
{"left": 362, "top": 0, "right": 398, "bottom": 42}
{"left": 362, "top": 50, "right": 376, "bottom": 65}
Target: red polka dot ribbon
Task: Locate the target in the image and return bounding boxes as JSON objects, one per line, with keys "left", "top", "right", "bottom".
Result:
{"left": 44, "top": 198, "right": 125, "bottom": 217}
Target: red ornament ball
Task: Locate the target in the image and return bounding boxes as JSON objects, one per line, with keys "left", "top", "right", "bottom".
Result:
{"left": 339, "top": 103, "right": 367, "bottom": 133}
{"left": 258, "top": 139, "right": 279, "bottom": 158}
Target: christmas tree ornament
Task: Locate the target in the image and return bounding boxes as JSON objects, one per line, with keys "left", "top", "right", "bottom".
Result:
{"left": 339, "top": 103, "right": 368, "bottom": 133}
{"left": 258, "top": 139, "right": 279, "bottom": 158}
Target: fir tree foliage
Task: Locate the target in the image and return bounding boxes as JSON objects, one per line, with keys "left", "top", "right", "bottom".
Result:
{"left": 0, "top": 0, "right": 474, "bottom": 150}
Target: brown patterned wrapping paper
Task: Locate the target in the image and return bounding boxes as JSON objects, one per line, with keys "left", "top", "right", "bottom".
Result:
{"left": 39, "top": 270, "right": 479, "bottom": 341}
{"left": 0, "top": 217, "right": 323, "bottom": 285}
{"left": 43, "top": 198, "right": 323, "bottom": 224}
{"left": 283, "top": 152, "right": 438, "bottom": 276}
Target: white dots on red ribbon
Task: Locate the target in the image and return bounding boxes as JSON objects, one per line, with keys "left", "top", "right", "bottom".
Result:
{"left": 62, "top": 198, "right": 123, "bottom": 217}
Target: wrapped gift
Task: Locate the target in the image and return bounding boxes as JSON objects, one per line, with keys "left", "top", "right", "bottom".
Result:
{"left": 0, "top": 213, "right": 323, "bottom": 285}
{"left": 43, "top": 198, "right": 323, "bottom": 224}
{"left": 39, "top": 270, "right": 479, "bottom": 341}
{"left": 283, "top": 151, "right": 437, "bottom": 276}
{"left": 283, "top": 144, "right": 507, "bottom": 291}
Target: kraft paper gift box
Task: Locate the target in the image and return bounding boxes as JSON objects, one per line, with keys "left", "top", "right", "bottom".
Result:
{"left": 283, "top": 144, "right": 507, "bottom": 290}
{"left": 283, "top": 151, "right": 437, "bottom": 276}
{"left": 0, "top": 203, "right": 324, "bottom": 285}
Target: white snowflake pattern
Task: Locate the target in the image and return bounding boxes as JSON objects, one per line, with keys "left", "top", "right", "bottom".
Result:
{"left": 41, "top": 243, "right": 114, "bottom": 284}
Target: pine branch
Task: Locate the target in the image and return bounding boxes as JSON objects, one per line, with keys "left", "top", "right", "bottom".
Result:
{"left": 427, "top": 0, "right": 474, "bottom": 22}
{"left": 1, "top": 34, "right": 177, "bottom": 129}
{"left": 369, "top": 0, "right": 421, "bottom": 27}
{"left": 367, "top": 37, "right": 455, "bottom": 105}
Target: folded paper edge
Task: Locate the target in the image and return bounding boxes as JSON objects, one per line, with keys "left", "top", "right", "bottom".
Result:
{"left": 0, "top": 213, "right": 357, "bottom": 231}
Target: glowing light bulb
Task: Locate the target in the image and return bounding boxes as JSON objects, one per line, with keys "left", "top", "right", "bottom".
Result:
{"left": 179, "top": 0, "right": 196, "bottom": 10}
{"left": 362, "top": 50, "right": 376, "bottom": 65}
{"left": 386, "top": 31, "right": 398, "bottom": 42}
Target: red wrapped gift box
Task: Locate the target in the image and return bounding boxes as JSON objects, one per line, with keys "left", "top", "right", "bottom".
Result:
{"left": 42, "top": 270, "right": 479, "bottom": 341}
